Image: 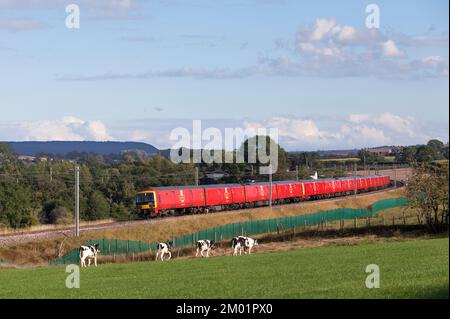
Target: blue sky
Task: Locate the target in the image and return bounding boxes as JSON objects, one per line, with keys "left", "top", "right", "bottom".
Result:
{"left": 0, "top": 0, "right": 448, "bottom": 151}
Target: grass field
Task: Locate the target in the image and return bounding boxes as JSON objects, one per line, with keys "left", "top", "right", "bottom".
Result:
{"left": 0, "top": 237, "right": 447, "bottom": 299}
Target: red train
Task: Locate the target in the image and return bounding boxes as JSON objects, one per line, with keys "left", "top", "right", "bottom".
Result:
{"left": 136, "top": 175, "right": 391, "bottom": 217}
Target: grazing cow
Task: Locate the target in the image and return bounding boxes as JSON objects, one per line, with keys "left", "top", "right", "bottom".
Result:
{"left": 196, "top": 240, "right": 215, "bottom": 258}
{"left": 155, "top": 241, "right": 173, "bottom": 261}
{"left": 79, "top": 244, "right": 100, "bottom": 267}
{"left": 231, "top": 236, "right": 246, "bottom": 256}
{"left": 232, "top": 236, "right": 258, "bottom": 256}
{"left": 243, "top": 237, "right": 258, "bottom": 254}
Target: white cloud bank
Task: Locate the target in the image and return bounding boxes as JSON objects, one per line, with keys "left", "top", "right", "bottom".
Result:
{"left": 243, "top": 112, "right": 441, "bottom": 150}
{"left": 0, "top": 113, "right": 448, "bottom": 151}
{"left": 0, "top": 116, "right": 111, "bottom": 141}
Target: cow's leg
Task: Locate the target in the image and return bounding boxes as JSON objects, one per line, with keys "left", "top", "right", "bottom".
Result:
{"left": 155, "top": 251, "right": 159, "bottom": 261}
{"left": 88, "top": 258, "right": 91, "bottom": 267}
{"left": 206, "top": 249, "right": 209, "bottom": 258}
{"left": 80, "top": 258, "right": 84, "bottom": 267}
{"left": 196, "top": 248, "right": 199, "bottom": 257}
{"left": 94, "top": 256, "right": 97, "bottom": 267}
{"left": 167, "top": 251, "right": 172, "bottom": 260}
{"left": 200, "top": 249, "right": 205, "bottom": 258}
{"left": 248, "top": 247, "right": 252, "bottom": 255}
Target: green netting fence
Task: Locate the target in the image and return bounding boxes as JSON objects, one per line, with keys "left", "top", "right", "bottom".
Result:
{"left": 0, "top": 259, "right": 10, "bottom": 264}
{"left": 51, "top": 197, "right": 408, "bottom": 265}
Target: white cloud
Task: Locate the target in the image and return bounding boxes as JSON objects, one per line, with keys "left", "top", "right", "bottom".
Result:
{"left": 241, "top": 113, "right": 447, "bottom": 150}
{"left": 1, "top": 114, "right": 447, "bottom": 151}
{"left": 310, "top": 18, "right": 339, "bottom": 41}
{"left": 382, "top": 40, "right": 404, "bottom": 57}
{"left": 0, "top": 116, "right": 112, "bottom": 141}
{"left": 61, "top": 17, "right": 448, "bottom": 81}
{"left": 338, "top": 26, "right": 357, "bottom": 42}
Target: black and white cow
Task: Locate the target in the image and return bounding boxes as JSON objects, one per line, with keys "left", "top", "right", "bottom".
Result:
{"left": 232, "top": 236, "right": 258, "bottom": 255}
{"left": 243, "top": 237, "right": 258, "bottom": 254}
{"left": 196, "top": 240, "right": 215, "bottom": 258}
{"left": 155, "top": 241, "right": 173, "bottom": 261}
{"left": 79, "top": 244, "right": 100, "bottom": 267}
{"left": 231, "top": 236, "right": 246, "bottom": 256}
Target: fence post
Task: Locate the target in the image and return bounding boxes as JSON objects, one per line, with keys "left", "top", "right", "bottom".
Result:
{"left": 402, "top": 212, "right": 406, "bottom": 225}
{"left": 354, "top": 218, "right": 357, "bottom": 229}
{"left": 392, "top": 216, "right": 395, "bottom": 226}
{"left": 127, "top": 240, "right": 129, "bottom": 253}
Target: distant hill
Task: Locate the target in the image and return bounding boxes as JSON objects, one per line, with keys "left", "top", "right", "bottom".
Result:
{"left": 6, "top": 141, "right": 159, "bottom": 156}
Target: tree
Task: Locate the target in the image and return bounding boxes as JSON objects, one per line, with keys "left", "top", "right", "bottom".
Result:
{"left": 0, "top": 182, "right": 38, "bottom": 228}
{"left": 0, "top": 142, "right": 14, "bottom": 157}
{"left": 238, "top": 135, "right": 290, "bottom": 180}
{"left": 396, "top": 146, "right": 417, "bottom": 163}
{"left": 415, "top": 145, "right": 435, "bottom": 163}
{"left": 358, "top": 149, "right": 384, "bottom": 164}
{"left": 85, "top": 191, "right": 110, "bottom": 221}
{"left": 427, "top": 139, "right": 445, "bottom": 159}
{"left": 406, "top": 162, "right": 449, "bottom": 232}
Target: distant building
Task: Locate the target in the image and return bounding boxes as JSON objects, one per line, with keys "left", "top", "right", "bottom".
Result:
{"left": 18, "top": 155, "right": 36, "bottom": 162}
{"left": 18, "top": 155, "right": 50, "bottom": 163}
{"left": 366, "top": 146, "right": 400, "bottom": 157}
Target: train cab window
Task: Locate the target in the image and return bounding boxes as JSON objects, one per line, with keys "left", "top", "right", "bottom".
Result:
{"left": 136, "top": 192, "right": 155, "bottom": 205}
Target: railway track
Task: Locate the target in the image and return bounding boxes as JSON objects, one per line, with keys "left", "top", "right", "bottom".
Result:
{"left": 0, "top": 186, "right": 404, "bottom": 248}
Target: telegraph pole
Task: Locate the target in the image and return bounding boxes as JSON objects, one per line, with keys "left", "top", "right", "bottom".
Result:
{"left": 269, "top": 164, "right": 273, "bottom": 209}
{"left": 393, "top": 164, "right": 397, "bottom": 188}
{"left": 195, "top": 167, "right": 199, "bottom": 186}
{"left": 75, "top": 166, "right": 80, "bottom": 237}
{"left": 353, "top": 162, "right": 357, "bottom": 198}
{"left": 295, "top": 165, "right": 299, "bottom": 181}
{"left": 49, "top": 167, "right": 53, "bottom": 182}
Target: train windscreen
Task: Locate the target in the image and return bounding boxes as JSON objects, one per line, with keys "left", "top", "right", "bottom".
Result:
{"left": 136, "top": 192, "right": 155, "bottom": 205}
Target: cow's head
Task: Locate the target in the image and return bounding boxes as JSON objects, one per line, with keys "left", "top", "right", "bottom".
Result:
{"left": 167, "top": 241, "right": 173, "bottom": 248}
{"left": 210, "top": 240, "right": 216, "bottom": 248}
{"left": 94, "top": 243, "right": 100, "bottom": 254}
{"left": 254, "top": 240, "right": 259, "bottom": 246}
